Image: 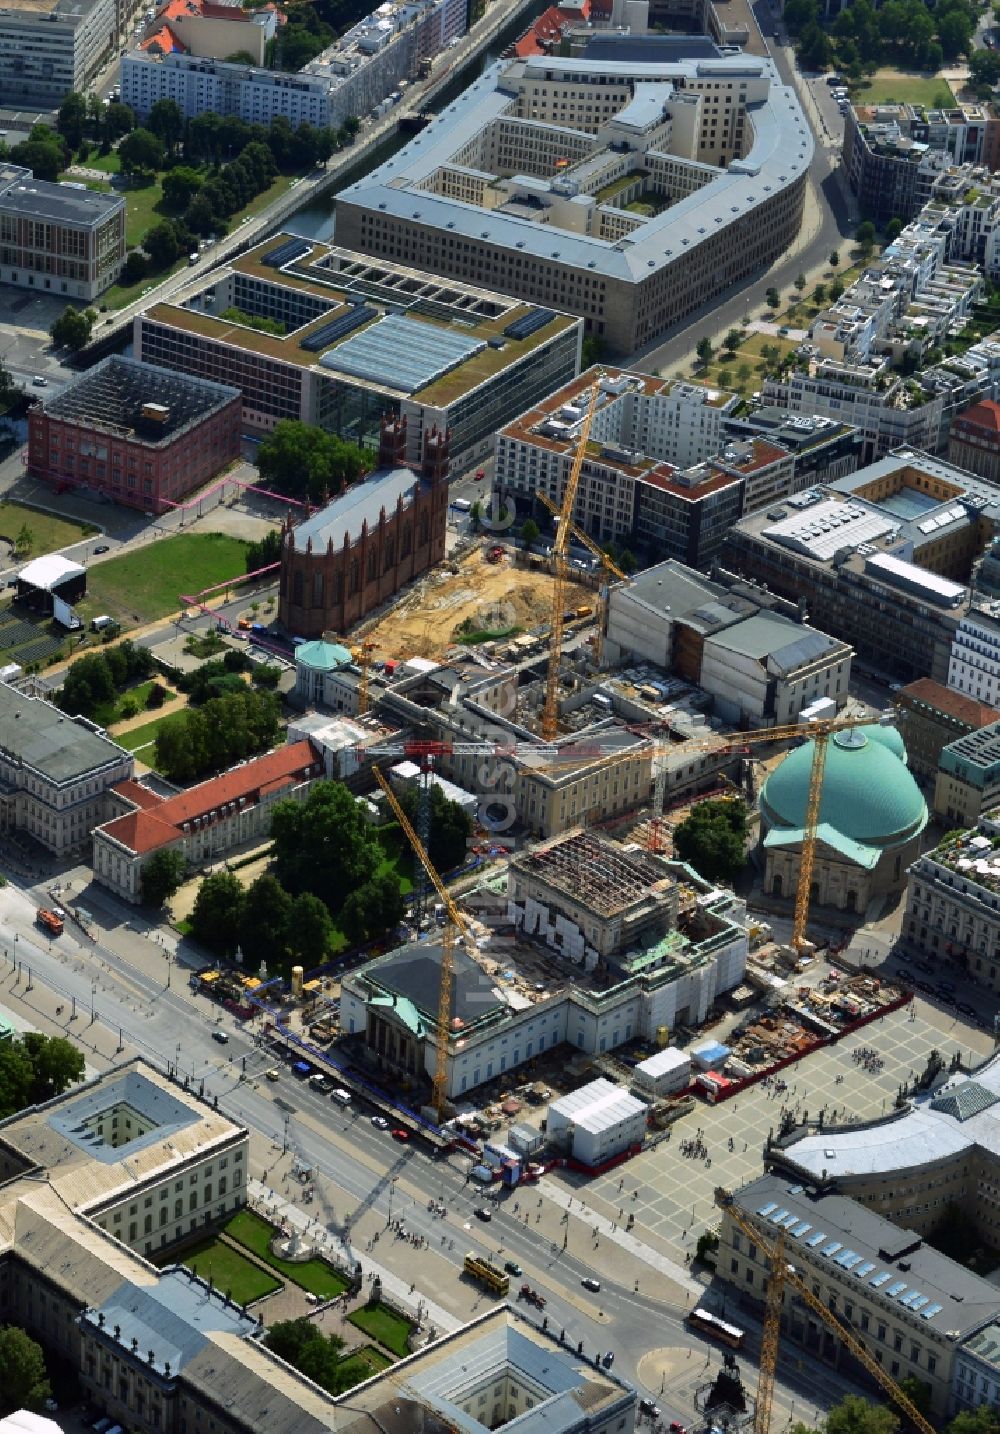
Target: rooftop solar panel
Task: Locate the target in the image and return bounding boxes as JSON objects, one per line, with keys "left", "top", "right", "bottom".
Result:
{"left": 855, "top": 1262, "right": 876, "bottom": 1278}
{"left": 870, "top": 1273, "right": 891, "bottom": 1288}
{"left": 791, "top": 1222, "right": 812, "bottom": 1238}
{"left": 842, "top": 1254, "right": 863, "bottom": 1271}
{"left": 757, "top": 1203, "right": 779, "bottom": 1218}
{"left": 887, "top": 1282, "right": 907, "bottom": 1298}
{"left": 910, "top": 1296, "right": 929, "bottom": 1311}
{"left": 806, "top": 1232, "right": 826, "bottom": 1247}
{"left": 920, "top": 1303, "right": 943, "bottom": 1320}
{"left": 300, "top": 305, "right": 375, "bottom": 353}
{"left": 319, "top": 312, "right": 486, "bottom": 394}
{"left": 821, "top": 1242, "right": 843, "bottom": 1257}
{"left": 770, "top": 1208, "right": 790, "bottom": 1224}
{"left": 262, "top": 237, "right": 311, "bottom": 269}
{"left": 504, "top": 308, "right": 555, "bottom": 340}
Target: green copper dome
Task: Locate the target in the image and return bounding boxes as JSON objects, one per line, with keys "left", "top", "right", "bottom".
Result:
{"left": 761, "top": 725, "right": 927, "bottom": 847}
{"left": 295, "top": 639, "right": 352, "bottom": 672}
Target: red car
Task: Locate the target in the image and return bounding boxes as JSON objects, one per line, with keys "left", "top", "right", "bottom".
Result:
{"left": 669, "top": 1423, "right": 688, "bottom": 1434}
{"left": 392, "top": 1128, "right": 410, "bottom": 1141}
{"left": 475, "top": 469, "right": 486, "bottom": 480}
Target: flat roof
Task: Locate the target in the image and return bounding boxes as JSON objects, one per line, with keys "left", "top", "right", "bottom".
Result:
{"left": 42, "top": 356, "right": 239, "bottom": 443}
{"left": 707, "top": 612, "right": 841, "bottom": 670}
{"left": 0, "top": 170, "right": 124, "bottom": 227}
{"left": 320, "top": 312, "right": 486, "bottom": 394}
{"left": 337, "top": 52, "right": 812, "bottom": 283}
{"left": 0, "top": 684, "right": 126, "bottom": 784}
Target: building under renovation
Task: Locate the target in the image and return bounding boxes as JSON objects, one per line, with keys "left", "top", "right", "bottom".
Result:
{"left": 26, "top": 356, "right": 241, "bottom": 513}
{"left": 339, "top": 830, "right": 747, "bottom": 1098}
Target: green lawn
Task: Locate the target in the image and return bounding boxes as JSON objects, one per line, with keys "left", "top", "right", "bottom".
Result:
{"left": 113, "top": 710, "right": 185, "bottom": 755}
{"left": 225, "top": 1209, "right": 349, "bottom": 1299}
{"left": 0, "top": 502, "right": 90, "bottom": 557}
{"left": 98, "top": 679, "right": 177, "bottom": 729}
{"left": 376, "top": 824, "right": 414, "bottom": 896}
{"left": 84, "top": 532, "right": 250, "bottom": 625}
{"left": 853, "top": 71, "right": 956, "bottom": 107}
{"left": 182, "top": 1235, "right": 281, "bottom": 1306}
{"left": 336, "top": 1346, "right": 394, "bottom": 1384}
{"left": 347, "top": 1302, "right": 415, "bottom": 1357}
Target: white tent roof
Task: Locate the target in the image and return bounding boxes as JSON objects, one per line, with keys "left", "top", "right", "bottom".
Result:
{"left": 0, "top": 1413, "right": 61, "bottom": 1434}
{"left": 18, "top": 553, "right": 85, "bottom": 591}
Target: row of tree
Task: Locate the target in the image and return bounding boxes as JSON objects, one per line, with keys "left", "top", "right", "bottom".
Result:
{"left": 264, "top": 1317, "right": 364, "bottom": 1395}
{"left": 59, "top": 641, "right": 155, "bottom": 721}
{"left": 189, "top": 869, "right": 340, "bottom": 962}
{"left": 785, "top": 0, "right": 978, "bottom": 75}
{"left": 0, "top": 1032, "right": 85, "bottom": 1120}
{"left": 792, "top": 1393, "right": 997, "bottom": 1433}
{"left": 673, "top": 797, "right": 748, "bottom": 885}
{"left": 257, "top": 420, "right": 369, "bottom": 503}
{"left": 153, "top": 687, "right": 281, "bottom": 781}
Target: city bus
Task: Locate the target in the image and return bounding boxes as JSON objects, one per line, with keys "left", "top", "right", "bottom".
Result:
{"left": 686, "top": 1308, "right": 746, "bottom": 1349}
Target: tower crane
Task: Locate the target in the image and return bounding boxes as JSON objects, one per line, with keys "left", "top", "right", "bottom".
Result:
{"left": 714, "top": 1188, "right": 936, "bottom": 1434}
{"left": 352, "top": 640, "right": 376, "bottom": 716}
{"left": 541, "top": 379, "right": 602, "bottom": 741}
{"left": 535, "top": 488, "right": 628, "bottom": 667}
{"left": 372, "top": 766, "right": 476, "bottom": 1123}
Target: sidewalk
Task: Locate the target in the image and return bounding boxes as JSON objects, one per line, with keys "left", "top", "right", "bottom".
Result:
{"left": 248, "top": 1177, "right": 461, "bottom": 1336}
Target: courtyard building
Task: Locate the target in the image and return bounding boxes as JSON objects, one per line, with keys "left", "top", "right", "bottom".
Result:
{"left": 0, "top": 0, "right": 118, "bottom": 104}
{"left": 935, "top": 720, "right": 1000, "bottom": 825}
{"left": 334, "top": 40, "right": 811, "bottom": 355}
{"left": 135, "top": 236, "right": 582, "bottom": 470}
{"left": 27, "top": 357, "right": 242, "bottom": 514}
{"left": 948, "top": 398, "right": 1000, "bottom": 484}
{"left": 904, "top": 808, "right": 1000, "bottom": 990}
{"left": 893, "top": 677, "right": 1000, "bottom": 782}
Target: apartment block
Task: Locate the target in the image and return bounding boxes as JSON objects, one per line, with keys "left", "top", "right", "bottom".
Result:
{"left": 0, "top": 0, "right": 117, "bottom": 104}
{"left": 949, "top": 398, "right": 1000, "bottom": 483}
{"left": 335, "top": 40, "right": 810, "bottom": 354}
{"left": 893, "top": 677, "right": 1000, "bottom": 781}
{"left": 904, "top": 808, "right": 1000, "bottom": 989}
{"left": 948, "top": 597, "right": 1000, "bottom": 710}
{"left": 935, "top": 720, "right": 1000, "bottom": 825}
{"left": 136, "top": 236, "right": 581, "bottom": 469}
{"left": 0, "top": 164, "right": 125, "bottom": 303}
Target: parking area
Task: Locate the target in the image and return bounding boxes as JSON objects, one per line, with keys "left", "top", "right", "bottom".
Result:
{"left": 558, "top": 994, "right": 994, "bottom": 1266}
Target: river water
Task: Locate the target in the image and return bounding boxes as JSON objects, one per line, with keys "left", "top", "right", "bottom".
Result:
{"left": 285, "top": 0, "right": 548, "bottom": 241}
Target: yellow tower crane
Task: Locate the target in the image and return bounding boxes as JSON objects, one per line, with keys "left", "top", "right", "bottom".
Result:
{"left": 352, "top": 640, "right": 376, "bottom": 716}
{"left": 541, "top": 379, "right": 602, "bottom": 741}
{"left": 535, "top": 488, "right": 628, "bottom": 667}
{"left": 644, "top": 711, "right": 895, "bottom": 952}
{"left": 714, "top": 1188, "right": 937, "bottom": 1434}
{"left": 372, "top": 766, "right": 476, "bottom": 1123}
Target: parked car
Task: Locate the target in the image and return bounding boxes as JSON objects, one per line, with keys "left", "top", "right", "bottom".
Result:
{"left": 602, "top": 1350, "right": 615, "bottom": 1367}
{"left": 639, "top": 1401, "right": 660, "bottom": 1419}
{"left": 94, "top": 544, "right": 110, "bottom": 554}
{"left": 331, "top": 1088, "right": 351, "bottom": 1105}
{"left": 392, "top": 1127, "right": 409, "bottom": 1141}
{"left": 371, "top": 1114, "right": 389, "bottom": 1129}
{"left": 31, "top": 375, "right": 47, "bottom": 387}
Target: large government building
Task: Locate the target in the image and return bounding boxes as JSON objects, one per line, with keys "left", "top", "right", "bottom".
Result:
{"left": 334, "top": 39, "right": 811, "bottom": 355}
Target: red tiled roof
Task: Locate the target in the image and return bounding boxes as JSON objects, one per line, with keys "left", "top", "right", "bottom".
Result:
{"left": 514, "top": 0, "right": 588, "bottom": 55}
{"left": 141, "top": 23, "right": 188, "bottom": 51}
{"left": 731, "top": 439, "right": 788, "bottom": 474}
{"left": 898, "top": 677, "right": 1000, "bottom": 729}
{"left": 112, "top": 779, "right": 165, "bottom": 812}
{"left": 955, "top": 398, "right": 1000, "bottom": 434}
{"left": 100, "top": 741, "right": 319, "bottom": 857}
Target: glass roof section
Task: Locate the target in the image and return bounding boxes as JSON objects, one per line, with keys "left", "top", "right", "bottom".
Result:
{"left": 319, "top": 312, "right": 486, "bottom": 393}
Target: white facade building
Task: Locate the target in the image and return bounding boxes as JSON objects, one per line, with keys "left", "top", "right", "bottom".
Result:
{"left": 0, "top": 0, "right": 117, "bottom": 105}
{"left": 632, "top": 1046, "right": 692, "bottom": 1097}
{"left": 948, "top": 600, "right": 1000, "bottom": 709}
{"left": 547, "top": 1079, "right": 647, "bottom": 1167}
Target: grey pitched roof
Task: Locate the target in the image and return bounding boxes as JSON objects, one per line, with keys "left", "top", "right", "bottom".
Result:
{"left": 368, "top": 941, "right": 505, "bottom": 1026}
{"left": 0, "top": 684, "right": 127, "bottom": 784}
{"left": 291, "top": 468, "right": 425, "bottom": 552}
{"left": 87, "top": 1269, "right": 259, "bottom": 1373}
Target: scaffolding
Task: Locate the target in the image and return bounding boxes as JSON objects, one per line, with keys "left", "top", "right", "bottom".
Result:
{"left": 42, "top": 356, "right": 238, "bottom": 445}
{"left": 518, "top": 830, "right": 674, "bottom": 918}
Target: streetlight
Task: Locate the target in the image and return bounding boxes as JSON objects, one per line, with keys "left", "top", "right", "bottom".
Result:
{"left": 387, "top": 1176, "right": 398, "bottom": 1226}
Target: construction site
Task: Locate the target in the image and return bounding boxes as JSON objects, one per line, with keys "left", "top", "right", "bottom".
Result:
{"left": 360, "top": 544, "right": 597, "bottom": 661}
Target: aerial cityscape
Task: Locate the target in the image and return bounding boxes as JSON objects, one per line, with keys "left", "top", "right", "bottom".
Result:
{"left": 0, "top": 0, "right": 999, "bottom": 1427}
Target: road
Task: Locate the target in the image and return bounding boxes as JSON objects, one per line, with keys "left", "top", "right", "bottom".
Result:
{"left": 632, "top": 0, "right": 856, "bottom": 375}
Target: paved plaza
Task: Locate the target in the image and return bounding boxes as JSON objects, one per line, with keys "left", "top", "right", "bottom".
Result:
{"left": 557, "top": 995, "right": 996, "bottom": 1268}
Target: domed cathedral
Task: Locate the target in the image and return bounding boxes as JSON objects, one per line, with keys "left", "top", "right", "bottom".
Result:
{"left": 278, "top": 415, "right": 450, "bottom": 639}
{"left": 760, "top": 724, "right": 928, "bottom": 914}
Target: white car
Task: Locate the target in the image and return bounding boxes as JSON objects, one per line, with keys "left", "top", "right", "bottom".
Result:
{"left": 371, "top": 1114, "right": 389, "bottom": 1129}
{"left": 331, "top": 1088, "right": 351, "bottom": 1105}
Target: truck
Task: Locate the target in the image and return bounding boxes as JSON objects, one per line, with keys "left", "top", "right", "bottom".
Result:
{"left": 36, "top": 908, "right": 64, "bottom": 936}
{"left": 463, "top": 1253, "right": 510, "bottom": 1295}
{"left": 518, "top": 1284, "right": 546, "bottom": 1308}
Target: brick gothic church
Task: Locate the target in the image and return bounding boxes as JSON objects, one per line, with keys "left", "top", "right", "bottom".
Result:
{"left": 278, "top": 416, "right": 450, "bottom": 638}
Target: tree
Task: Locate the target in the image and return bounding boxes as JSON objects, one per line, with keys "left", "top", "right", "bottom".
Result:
{"left": 162, "top": 165, "right": 202, "bottom": 211}
{"left": 855, "top": 219, "right": 877, "bottom": 249}
{"left": 271, "top": 781, "right": 381, "bottom": 915}
{"left": 104, "top": 102, "right": 136, "bottom": 142}
{"left": 829, "top": 278, "right": 845, "bottom": 302}
{"left": 227, "top": 48, "right": 259, "bottom": 63}
{"left": 520, "top": 518, "right": 540, "bottom": 548}
{"left": 969, "top": 47, "right": 1000, "bottom": 86}
{"left": 57, "top": 90, "right": 88, "bottom": 150}
{"left": 59, "top": 651, "right": 115, "bottom": 718}
{"left": 0, "top": 1043, "right": 35, "bottom": 1120}
{"left": 811, "top": 283, "right": 826, "bottom": 305}
{"left": 946, "top": 1408, "right": 1000, "bottom": 1434}
{"left": 148, "top": 97, "right": 183, "bottom": 152}
{"left": 142, "top": 848, "right": 187, "bottom": 907}
{"left": 723, "top": 328, "right": 742, "bottom": 354}
{"left": 285, "top": 891, "right": 334, "bottom": 964}
{"left": 50, "top": 305, "right": 94, "bottom": 352}
{"left": 257, "top": 420, "right": 365, "bottom": 502}
{"left": 239, "top": 874, "right": 293, "bottom": 964}
{"left": 19, "top": 1033, "right": 85, "bottom": 1105}
{"left": 736, "top": 362, "right": 752, "bottom": 388}
{"left": 121, "top": 250, "right": 147, "bottom": 285}
{"left": 264, "top": 1318, "right": 348, "bottom": 1394}
{"left": 153, "top": 689, "right": 280, "bottom": 781}
{"left": 11, "top": 130, "right": 66, "bottom": 181}
{"left": 794, "top": 273, "right": 806, "bottom": 292}
{"left": 144, "top": 220, "right": 181, "bottom": 270}
{"left": 765, "top": 286, "right": 780, "bottom": 307}
{"left": 246, "top": 528, "right": 282, "bottom": 573}
{"left": 14, "top": 524, "right": 32, "bottom": 557}
{"left": 119, "top": 127, "right": 163, "bottom": 176}
{"left": 696, "top": 336, "right": 714, "bottom": 367}
{"left": 673, "top": 798, "right": 747, "bottom": 885}
{"left": 469, "top": 500, "right": 482, "bottom": 531}
{"left": 190, "top": 871, "right": 246, "bottom": 954}
{"left": 340, "top": 872, "right": 405, "bottom": 945}
{"left": 885, "top": 216, "right": 903, "bottom": 242}
{"left": 797, "top": 20, "right": 833, "bottom": 67}
{"left": 897, "top": 1378, "right": 931, "bottom": 1416}
{"left": 0, "top": 1326, "right": 51, "bottom": 1413}
{"left": 938, "top": 8, "right": 974, "bottom": 59}
{"left": 829, "top": 249, "right": 840, "bottom": 267}
{"left": 400, "top": 784, "right": 472, "bottom": 875}
{"left": 825, "top": 1396, "right": 899, "bottom": 1434}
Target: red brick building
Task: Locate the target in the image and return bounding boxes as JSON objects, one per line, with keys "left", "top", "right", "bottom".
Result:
{"left": 27, "top": 355, "right": 242, "bottom": 513}
{"left": 947, "top": 398, "right": 1000, "bottom": 485}
{"left": 278, "top": 417, "right": 449, "bottom": 638}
